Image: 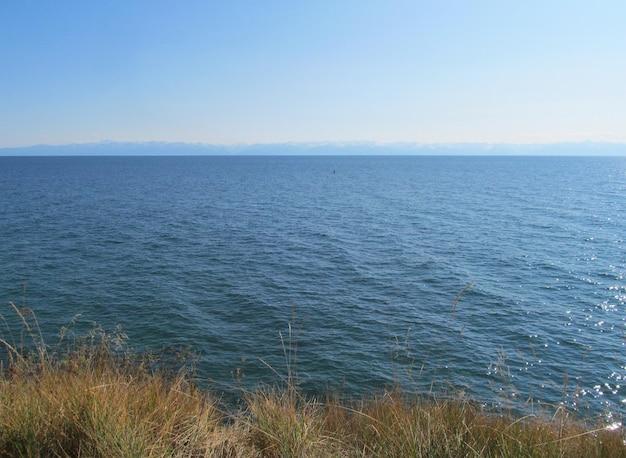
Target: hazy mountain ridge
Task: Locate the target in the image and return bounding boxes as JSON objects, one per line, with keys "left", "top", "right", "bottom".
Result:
{"left": 1, "top": 141, "right": 624, "bottom": 156}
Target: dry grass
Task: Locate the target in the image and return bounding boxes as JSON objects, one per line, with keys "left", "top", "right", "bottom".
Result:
{"left": 0, "top": 303, "right": 251, "bottom": 457}
{"left": 1, "top": 303, "right": 625, "bottom": 457}
{"left": 336, "top": 390, "right": 625, "bottom": 457}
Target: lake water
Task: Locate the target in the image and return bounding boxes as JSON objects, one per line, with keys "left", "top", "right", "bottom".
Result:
{"left": 1, "top": 154, "right": 625, "bottom": 422}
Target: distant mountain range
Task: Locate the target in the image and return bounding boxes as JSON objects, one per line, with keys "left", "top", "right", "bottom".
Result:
{"left": 0, "top": 141, "right": 624, "bottom": 156}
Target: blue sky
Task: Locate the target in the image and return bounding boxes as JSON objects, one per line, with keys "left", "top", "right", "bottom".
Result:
{"left": 1, "top": 1, "right": 625, "bottom": 148}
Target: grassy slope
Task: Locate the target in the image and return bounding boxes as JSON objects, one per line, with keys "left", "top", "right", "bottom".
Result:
{"left": 1, "top": 304, "right": 624, "bottom": 457}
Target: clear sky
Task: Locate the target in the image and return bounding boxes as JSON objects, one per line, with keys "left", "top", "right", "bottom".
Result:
{"left": 1, "top": 1, "right": 625, "bottom": 148}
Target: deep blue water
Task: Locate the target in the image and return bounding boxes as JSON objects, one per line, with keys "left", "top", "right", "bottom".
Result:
{"left": 1, "top": 154, "right": 625, "bottom": 421}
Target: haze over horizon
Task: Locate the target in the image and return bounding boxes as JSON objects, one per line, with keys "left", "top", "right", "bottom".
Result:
{"left": 2, "top": 1, "right": 625, "bottom": 150}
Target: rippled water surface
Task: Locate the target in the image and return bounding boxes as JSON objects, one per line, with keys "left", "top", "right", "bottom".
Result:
{"left": 1, "top": 155, "right": 625, "bottom": 419}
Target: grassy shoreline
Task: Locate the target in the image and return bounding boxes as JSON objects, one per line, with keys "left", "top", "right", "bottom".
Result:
{"left": 1, "top": 305, "right": 625, "bottom": 457}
